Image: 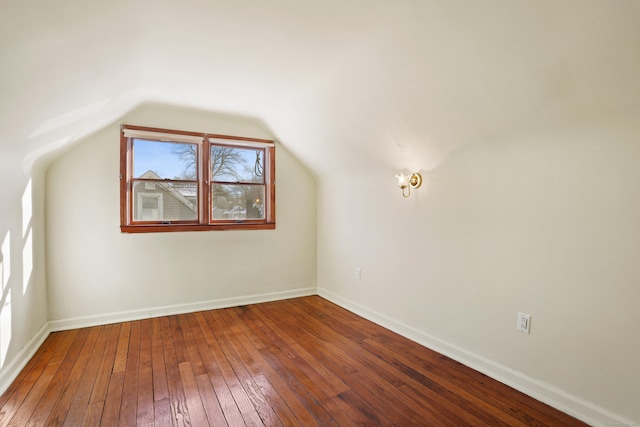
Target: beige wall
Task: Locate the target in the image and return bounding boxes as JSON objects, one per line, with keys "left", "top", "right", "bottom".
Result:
{"left": 317, "top": 106, "right": 640, "bottom": 423}
{"left": 46, "top": 104, "right": 317, "bottom": 321}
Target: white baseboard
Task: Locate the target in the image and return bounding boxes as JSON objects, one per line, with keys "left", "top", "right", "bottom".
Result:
{"left": 0, "top": 322, "right": 50, "bottom": 396}
{"left": 318, "top": 287, "right": 635, "bottom": 427}
{"left": 50, "top": 287, "right": 317, "bottom": 331}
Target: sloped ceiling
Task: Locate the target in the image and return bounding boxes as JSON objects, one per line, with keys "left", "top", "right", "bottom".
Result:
{"left": 1, "top": 0, "right": 639, "bottom": 175}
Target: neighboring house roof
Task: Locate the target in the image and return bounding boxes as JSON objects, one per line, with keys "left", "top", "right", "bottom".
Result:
{"left": 138, "top": 170, "right": 197, "bottom": 213}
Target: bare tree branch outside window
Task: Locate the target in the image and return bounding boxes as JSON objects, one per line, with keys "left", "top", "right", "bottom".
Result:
{"left": 171, "top": 144, "right": 247, "bottom": 181}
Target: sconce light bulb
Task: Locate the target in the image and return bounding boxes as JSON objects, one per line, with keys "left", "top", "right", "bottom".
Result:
{"left": 395, "top": 173, "right": 409, "bottom": 189}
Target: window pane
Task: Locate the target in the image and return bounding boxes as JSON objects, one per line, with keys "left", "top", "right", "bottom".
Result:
{"left": 211, "top": 184, "right": 265, "bottom": 220}
{"left": 133, "top": 139, "right": 197, "bottom": 179}
{"left": 211, "top": 146, "right": 264, "bottom": 183}
{"left": 133, "top": 180, "right": 198, "bottom": 221}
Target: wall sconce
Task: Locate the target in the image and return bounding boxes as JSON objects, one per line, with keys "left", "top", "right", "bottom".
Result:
{"left": 395, "top": 172, "right": 422, "bottom": 198}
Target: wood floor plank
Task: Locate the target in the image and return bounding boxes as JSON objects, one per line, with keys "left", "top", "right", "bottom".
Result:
{"left": 80, "top": 401, "right": 103, "bottom": 427}
{"left": 177, "top": 314, "right": 207, "bottom": 377}
{"left": 150, "top": 317, "right": 169, "bottom": 404}
{"left": 99, "top": 371, "right": 125, "bottom": 426}
{"left": 194, "top": 374, "right": 228, "bottom": 427}
{"left": 88, "top": 324, "right": 121, "bottom": 405}
{"left": 160, "top": 316, "right": 191, "bottom": 426}
{"left": 136, "top": 319, "right": 154, "bottom": 427}
{"left": 0, "top": 296, "right": 589, "bottom": 427}
{"left": 169, "top": 316, "right": 188, "bottom": 366}
{"left": 152, "top": 398, "right": 171, "bottom": 427}
{"left": 177, "top": 362, "right": 209, "bottom": 426}
{"left": 112, "top": 322, "right": 131, "bottom": 374}
{"left": 62, "top": 325, "right": 111, "bottom": 427}
{"left": 119, "top": 320, "right": 140, "bottom": 426}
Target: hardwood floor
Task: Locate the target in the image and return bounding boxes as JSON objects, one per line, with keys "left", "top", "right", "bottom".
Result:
{"left": 0, "top": 296, "right": 586, "bottom": 426}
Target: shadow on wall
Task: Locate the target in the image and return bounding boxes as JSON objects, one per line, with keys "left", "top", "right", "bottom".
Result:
{"left": 0, "top": 178, "right": 36, "bottom": 369}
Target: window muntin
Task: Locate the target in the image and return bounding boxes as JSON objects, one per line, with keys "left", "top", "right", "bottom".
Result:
{"left": 120, "top": 125, "right": 275, "bottom": 232}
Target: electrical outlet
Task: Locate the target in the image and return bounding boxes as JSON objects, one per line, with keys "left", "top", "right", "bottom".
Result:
{"left": 517, "top": 312, "right": 531, "bottom": 334}
{"left": 355, "top": 267, "right": 362, "bottom": 280}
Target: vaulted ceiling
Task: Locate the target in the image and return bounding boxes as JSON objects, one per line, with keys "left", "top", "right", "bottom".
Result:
{"left": 2, "top": 0, "right": 639, "bottom": 175}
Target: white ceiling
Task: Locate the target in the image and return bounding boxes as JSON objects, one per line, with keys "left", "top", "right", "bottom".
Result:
{"left": 2, "top": 0, "right": 639, "bottom": 175}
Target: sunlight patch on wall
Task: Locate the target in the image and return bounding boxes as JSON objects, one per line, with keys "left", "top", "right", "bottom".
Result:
{"left": 22, "top": 180, "right": 33, "bottom": 295}
{"left": 1, "top": 231, "right": 9, "bottom": 291}
{"left": 22, "top": 179, "right": 32, "bottom": 238}
{"left": 0, "top": 289, "right": 10, "bottom": 368}
{"left": 22, "top": 229, "right": 33, "bottom": 296}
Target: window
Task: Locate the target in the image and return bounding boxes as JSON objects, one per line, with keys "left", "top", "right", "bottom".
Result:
{"left": 120, "top": 125, "right": 275, "bottom": 232}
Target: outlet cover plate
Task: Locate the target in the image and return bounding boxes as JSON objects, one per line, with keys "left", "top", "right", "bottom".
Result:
{"left": 517, "top": 312, "right": 531, "bottom": 334}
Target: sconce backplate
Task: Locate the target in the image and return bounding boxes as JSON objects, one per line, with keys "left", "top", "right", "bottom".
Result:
{"left": 409, "top": 173, "right": 422, "bottom": 189}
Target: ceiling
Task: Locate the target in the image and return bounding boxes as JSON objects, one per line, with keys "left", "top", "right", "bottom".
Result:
{"left": 2, "top": 0, "right": 639, "bottom": 175}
